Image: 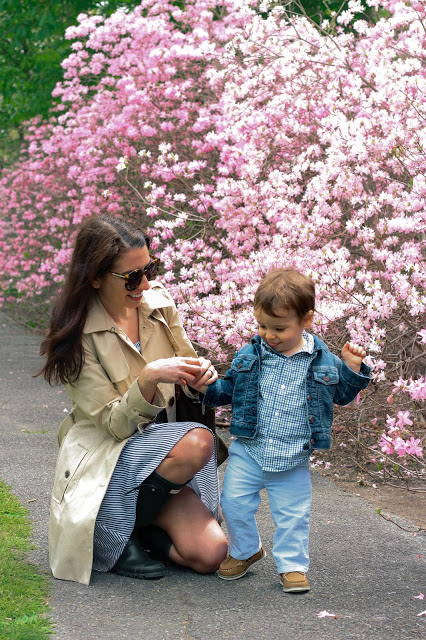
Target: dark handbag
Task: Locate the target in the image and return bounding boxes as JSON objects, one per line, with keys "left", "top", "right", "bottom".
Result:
{"left": 175, "top": 386, "right": 229, "bottom": 467}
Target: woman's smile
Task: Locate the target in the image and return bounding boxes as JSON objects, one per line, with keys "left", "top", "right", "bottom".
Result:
{"left": 93, "top": 246, "right": 151, "bottom": 318}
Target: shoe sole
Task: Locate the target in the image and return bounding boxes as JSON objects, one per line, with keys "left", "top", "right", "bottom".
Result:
{"left": 112, "top": 567, "right": 166, "bottom": 580}
{"left": 282, "top": 586, "right": 310, "bottom": 593}
{"left": 280, "top": 577, "right": 310, "bottom": 593}
{"left": 217, "top": 549, "right": 266, "bottom": 581}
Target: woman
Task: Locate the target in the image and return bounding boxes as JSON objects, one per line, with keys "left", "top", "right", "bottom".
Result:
{"left": 39, "top": 215, "right": 228, "bottom": 585}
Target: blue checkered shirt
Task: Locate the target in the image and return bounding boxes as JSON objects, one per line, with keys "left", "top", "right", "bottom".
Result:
{"left": 241, "top": 332, "right": 315, "bottom": 472}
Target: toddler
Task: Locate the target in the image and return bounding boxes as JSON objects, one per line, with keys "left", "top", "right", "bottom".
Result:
{"left": 192, "top": 268, "right": 371, "bottom": 592}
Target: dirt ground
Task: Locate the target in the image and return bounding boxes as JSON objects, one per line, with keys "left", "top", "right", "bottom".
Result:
{"left": 320, "top": 475, "right": 426, "bottom": 531}
{"left": 311, "top": 420, "right": 426, "bottom": 532}
{"left": 306, "top": 433, "right": 426, "bottom": 532}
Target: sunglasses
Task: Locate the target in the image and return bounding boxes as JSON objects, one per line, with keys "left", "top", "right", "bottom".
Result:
{"left": 110, "top": 257, "right": 160, "bottom": 291}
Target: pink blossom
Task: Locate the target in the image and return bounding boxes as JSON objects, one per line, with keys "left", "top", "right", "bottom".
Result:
{"left": 392, "top": 436, "right": 408, "bottom": 458}
{"left": 405, "top": 438, "right": 423, "bottom": 458}
{"left": 380, "top": 434, "right": 394, "bottom": 456}
{"left": 386, "top": 415, "right": 397, "bottom": 431}
{"left": 395, "top": 411, "right": 413, "bottom": 429}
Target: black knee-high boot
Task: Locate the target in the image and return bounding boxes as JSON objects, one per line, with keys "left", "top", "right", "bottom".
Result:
{"left": 112, "top": 531, "right": 166, "bottom": 579}
{"left": 138, "top": 525, "right": 173, "bottom": 562}
{"left": 134, "top": 471, "right": 186, "bottom": 529}
{"left": 113, "top": 471, "right": 184, "bottom": 579}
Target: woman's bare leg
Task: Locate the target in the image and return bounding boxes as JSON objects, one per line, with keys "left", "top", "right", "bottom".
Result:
{"left": 154, "top": 486, "right": 228, "bottom": 573}
{"left": 139, "top": 427, "right": 227, "bottom": 573}
{"left": 156, "top": 427, "right": 214, "bottom": 483}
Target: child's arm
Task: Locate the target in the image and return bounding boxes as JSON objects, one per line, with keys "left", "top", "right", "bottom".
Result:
{"left": 191, "top": 361, "right": 236, "bottom": 406}
{"left": 190, "top": 379, "right": 209, "bottom": 394}
{"left": 341, "top": 342, "right": 367, "bottom": 374}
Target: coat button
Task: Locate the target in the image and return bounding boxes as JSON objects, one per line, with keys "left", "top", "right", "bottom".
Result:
{"left": 169, "top": 397, "right": 175, "bottom": 406}
{"left": 307, "top": 395, "right": 312, "bottom": 401}
{"left": 238, "top": 363, "right": 242, "bottom": 368}
{"left": 309, "top": 416, "right": 314, "bottom": 423}
{"left": 324, "top": 375, "right": 330, "bottom": 382}
{"left": 64, "top": 470, "right": 70, "bottom": 478}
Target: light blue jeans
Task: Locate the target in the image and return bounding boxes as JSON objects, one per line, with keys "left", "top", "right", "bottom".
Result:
{"left": 221, "top": 439, "right": 312, "bottom": 574}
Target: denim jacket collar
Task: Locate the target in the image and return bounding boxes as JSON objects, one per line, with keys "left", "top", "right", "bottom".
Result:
{"left": 250, "top": 333, "right": 329, "bottom": 356}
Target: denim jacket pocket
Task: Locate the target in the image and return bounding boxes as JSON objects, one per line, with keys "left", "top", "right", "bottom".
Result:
{"left": 230, "top": 355, "right": 257, "bottom": 424}
{"left": 312, "top": 366, "right": 339, "bottom": 385}
{"left": 231, "top": 355, "right": 257, "bottom": 373}
{"left": 312, "top": 366, "right": 339, "bottom": 428}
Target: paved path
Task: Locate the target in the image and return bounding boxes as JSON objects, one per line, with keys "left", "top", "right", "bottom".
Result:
{"left": 0, "top": 311, "right": 425, "bottom": 640}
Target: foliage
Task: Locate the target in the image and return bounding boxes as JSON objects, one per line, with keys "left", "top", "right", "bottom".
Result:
{"left": 0, "top": 0, "right": 424, "bottom": 481}
{"left": 0, "top": 480, "right": 53, "bottom": 639}
{"left": 0, "top": 0, "right": 140, "bottom": 166}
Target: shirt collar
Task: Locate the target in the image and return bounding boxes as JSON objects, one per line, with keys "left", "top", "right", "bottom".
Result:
{"left": 261, "top": 331, "right": 314, "bottom": 357}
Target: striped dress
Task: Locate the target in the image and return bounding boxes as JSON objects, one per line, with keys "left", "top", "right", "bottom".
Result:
{"left": 92, "top": 341, "right": 219, "bottom": 572}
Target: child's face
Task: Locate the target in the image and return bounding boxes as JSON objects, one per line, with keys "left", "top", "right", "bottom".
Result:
{"left": 254, "top": 306, "right": 313, "bottom": 356}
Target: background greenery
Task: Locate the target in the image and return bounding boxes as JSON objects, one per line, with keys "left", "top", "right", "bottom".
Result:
{"left": 0, "top": 0, "right": 141, "bottom": 166}
{"left": 0, "top": 1, "right": 349, "bottom": 167}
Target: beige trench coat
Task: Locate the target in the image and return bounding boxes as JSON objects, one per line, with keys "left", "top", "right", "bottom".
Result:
{"left": 49, "top": 282, "right": 198, "bottom": 585}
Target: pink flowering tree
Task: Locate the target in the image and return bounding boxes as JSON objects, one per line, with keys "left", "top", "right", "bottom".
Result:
{"left": 0, "top": 0, "right": 424, "bottom": 483}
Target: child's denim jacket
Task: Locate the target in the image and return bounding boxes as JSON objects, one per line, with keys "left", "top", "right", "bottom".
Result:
{"left": 202, "top": 334, "right": 371, "bottom": 450}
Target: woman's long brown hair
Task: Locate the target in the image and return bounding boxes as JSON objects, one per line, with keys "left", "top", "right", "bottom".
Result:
{"left": 37, "top": 215, "right": 149, "bottom": 385}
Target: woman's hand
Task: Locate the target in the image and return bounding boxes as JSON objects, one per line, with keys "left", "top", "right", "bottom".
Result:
{"left": 190, "top": 357, "right": 218, "bottom": 392}
{"left": 145, "top": 357, "right": 203, "bottom": 386}
{"left": 138, "top": 357, "right": 203, "bottom": 403}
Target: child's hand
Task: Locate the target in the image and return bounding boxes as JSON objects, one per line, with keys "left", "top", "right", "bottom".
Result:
{"left": 341, "top": 342, "right": 367, "bottom": 373}
{"left": 190, "top": 357, "right": 218, "bottom": 393}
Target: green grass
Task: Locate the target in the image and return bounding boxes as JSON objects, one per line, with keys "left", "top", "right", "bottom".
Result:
{"left": 0, "top": 480, "right": 54, "bottom": 639}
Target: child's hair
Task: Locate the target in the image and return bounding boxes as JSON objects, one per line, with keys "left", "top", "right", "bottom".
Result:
{"left": 254, "top": 268, "right": 315, "bottom": 319}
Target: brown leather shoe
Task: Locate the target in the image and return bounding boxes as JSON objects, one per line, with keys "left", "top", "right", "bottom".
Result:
{"left": 280, "top": 571, "right": 310, "bottom": 592}
{"left": 217, "top": 548, "right": 265, "bottom": 581}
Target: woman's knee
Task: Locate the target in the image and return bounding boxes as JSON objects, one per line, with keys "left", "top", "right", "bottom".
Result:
{"left": 188, "top": 537, "right": 228, "bottom": 574}
{"left": 179, "top": 428, "right": 214, "bottom": 470}
{"left": 167, "top": 506, "right": 228, "bottom": 573}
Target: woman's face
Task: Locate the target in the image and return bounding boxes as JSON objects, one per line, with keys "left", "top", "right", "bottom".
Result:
{"left": 93, "top": 246, "right": 151, "bottom": 316}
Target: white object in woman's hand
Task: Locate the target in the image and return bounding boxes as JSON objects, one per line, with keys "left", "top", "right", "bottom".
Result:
{"left": 143, "top": 357, "right": 203, "bottom": 386}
